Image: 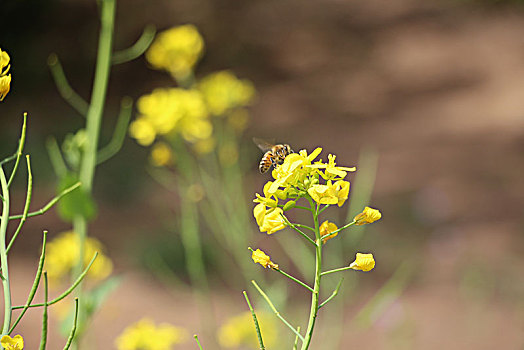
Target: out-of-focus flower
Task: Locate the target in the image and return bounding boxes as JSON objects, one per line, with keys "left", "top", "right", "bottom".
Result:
{"left": 45, "top": 231, "right": 113, "bottom": 283}
{"left": 115, "top": 318, "right": 188, "bottom": 350}
{"left": 227, "top": 108, "right": 250, "bottom": 133}
{"left": 349, "top": 253, "right": 375, "bottom": 272}
{"left": 198, "top": 70, "right": 256, "bottom": 116}
{"left": 320, "top": 220, "right": 338, "bottom": 244}
{"left": 218, "top": 142, "right": 239, "bottom": 166}
{"left": 186, "top": 183, "right": 205, "bottom": 202}
{"left": 253, "top": 204, "right": 286, "bottom": 234}
{"left": 307, "top": 180, "right": 350, "bottom": 207}
{"left": 146, "top": 25, "right": 204, "bottom": 78}
{"left": 1, "top": 335, "right": 23, "bottom": 350}
{"left": 217, "top": 311, "right": 277, "bottom": 349}
{"left": 130, "top": 88, "right": 211, "bottom": 146}
{"left": 150, "top": 142, "right": 173, "bottom": 167}
{"left": 354, "top": 207, "right": 382, "bottom": 225}
{"left": 0, "top": 48, "right": 12, "bottom": 101}
{"left": 192, "top": 136, "right": 216, "bottom": 154}
{"left": 250, "top": 248, "right": 278, "bottom": 269}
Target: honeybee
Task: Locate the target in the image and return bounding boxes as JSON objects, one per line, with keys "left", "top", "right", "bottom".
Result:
{"left": 253, "top": 137, "right": 294, "bottom": 173}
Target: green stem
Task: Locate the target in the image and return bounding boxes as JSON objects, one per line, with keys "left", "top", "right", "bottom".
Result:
{"left": 251, "top": 280, "right": 304, "bottom": 342}
{"left": 293, "top": 326, "right": 301, "bottom": 350}
{"left": 9, "top": 231, "right": 47, "bottom": 333}
{"left": 0, "top": 166, "right": 12, "bottom": 335}
{"left": 96, "top": 96, "right": 133, "bottom": 164}
{"left": 274, "top": 268, "right": 314, "bottom": 293}
{"left": 301, "top": 199, "right": 322, "bottom": 350}
{"left": 39, "top": 272, "right": 49, "bottom": 350}
{"left": 318, "top": 277, "right": 343, "bottom": 309}
{"left": 6, "top": 156, "right": 32, "bottom": 255}
{"left": 243, "top": 291, "right": 265, "bottom": 350}
{"left": 7, "top": 113, "right": 27, "bottom": 188}
{"left": 63, "top": 298, "right": 80, "bottom": 350}
{"left": 321, "top": 266, "right": 352, "bottom": 276}
{"left": 111, "top": 24, "right": 156, "bottom": 65}
{"left": 320, "top": 221, "right": 356, "bottom": 241}
{"left": 193, "top": 335, "right": 204, "bottom": 350}
{"left": 280, "top": 213, "right": 316, "bottom": 246}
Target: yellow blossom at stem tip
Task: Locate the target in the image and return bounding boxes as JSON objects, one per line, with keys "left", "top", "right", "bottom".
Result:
{"left": 250, "top": 248, "right": 278, "bottom": 269}
{"left": 0, "top": 48, "right": 11, "bottom": 101}
{"left": 349, "top": 253, "right": 375, "bottom": 272}
{"left": 115, "top": 318, "right": 188, "bottom": 350}
{"left": 354, "top": 206, "right": 382, "bottom": 225}
{"left": 1, "top": 335, "right": 24, "bottom": 350}
{"left": 320, "top": 220, "right": 338, "bottom": 244}
{"left": 253, "top": 204, "right": 286, "bottom": 234}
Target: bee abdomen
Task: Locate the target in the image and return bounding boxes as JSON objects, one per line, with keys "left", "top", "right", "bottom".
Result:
{"left": 259, "top": 151, "right": 273, "bottom": 173}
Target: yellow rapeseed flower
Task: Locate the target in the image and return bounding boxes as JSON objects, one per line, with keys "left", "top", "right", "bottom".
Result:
{"left": 150, "top": 142, "right": 173, "bottom": 167}
{"left": 115, "top": 318, "right": 188, "bottom": 350}
{"left": 198, "top": 70, "right": 256, "bottom": 116}
{"left": 320, "top": 220, "right": 338, "bottom": 244}
{"left": 307, "top": 180, "right": 350, "bottom": 207}
{"left": 217, "top": 311, "right": 277, "bottom": 349}
{"left": 45, "top": 231, "right": 113, "bottom": 283}
{"left": 0, "top": 48, "right": 12, "bottom": 101}
{"left": 131, "top": 88, "right": 211, "bottom": 146}
{"left": 354, "top": 207, "right": 382, "bottom": 225}
{"left": 146, "top": 25, "right": 204, "bottom": 78}
{"left": 310, "top": 154, "right": 356, "bottom": 180}
{"left": 253, "top": 204, "right": 286, "bottom": 234}
{"left": 1, "top": 335, "right": 23, "bottom": 350}
{"left": 349, "top": 253, "right": 375, "bottom": 272}
{"left": 250, "top": 248, "right": 278, "bottom": 269}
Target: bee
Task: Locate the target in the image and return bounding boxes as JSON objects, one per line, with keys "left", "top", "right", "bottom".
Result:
{"left": 253, "top": 137, "right": 294, "bottom": 173}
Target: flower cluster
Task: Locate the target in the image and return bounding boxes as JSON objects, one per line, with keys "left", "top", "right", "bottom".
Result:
{"left": 115, "top": 318, "right": 187, "bottom": 350}
{"left": 253, "top": 148, "right": 355, "bottom": 234}
{"left": 0, "top": 48, "right": 12, "bottom": 101}
{"left": 130, "top": 26, "right": 256, "bottom": 160}
{"left": 217, "top": 311, "right": 277, "bottom": 349}
{"left": 45, "top": 231, "right": 113, "bottom": 284}
{"left": 1, "top": 335, "right": 23, "bottom": 350}
{"left": 145, "top": 24, "right": 204, "bottom": 79}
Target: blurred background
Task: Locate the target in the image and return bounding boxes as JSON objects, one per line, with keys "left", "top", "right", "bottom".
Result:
{"left": 1, "top": 0, "right": 524, "bottom": 348}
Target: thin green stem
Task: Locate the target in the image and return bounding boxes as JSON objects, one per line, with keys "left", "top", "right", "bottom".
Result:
{"left": 111, "top": 24, "right": 156, "bottom": 65}
{"left": 293, "top": 224, "right": 315, "bottom": 232}
{"left": 63, "top": 298, "right": 79, "bottom": 350}
{"left": 280, "top": 213, "right": 316, "bottom": 246}
{"left": 12, "top": 252, "right": 98, "bottom": 310}
{"left": 39, "top": 272, "right": 49, "bottom": 350}
{"left": 46, "top": 137, "right": 68, "bottom": 177}
{"left": 47, "top": 54, "right": 89, "bottom": 117}
{"left": 243, "top": 291, "right": 265, "bottom": 350}
{"left": 6, "top": 156, "right": 32, "bottom": 254}
{"left": 193, "top": 335, "right": 204, "bottom": 350}
{"left": 319, "top": 277, "right": 343, "bottom": 309}
{"left": 274, "top": 268, "right": 314, "bottom": 293}
{"left": 293, "top": 326, "right": 301, "bottom": 350}
{"left": 9, "top": 231, "right": 47, "bottom": 333}
{"left": 318, "top": 204, "right": 330, "bottom": 215}
{"left": 320, "top": 266, "right": 352, "bottom": 276}
{"left": 301, "top": 198, "right": 322, "bottom": 350}
{"left": 0, "top": 166, "right": 12, "bottom": 335}
{"left": 251, "top": 280, "right": 304, "bottom": 342}
{"left": 7, "top": 113, "right": 27, "bottom": 188}
{"left": 7, "top": 182, "right": 81, "bottom": 220}
{"left": 96, "top": 96, "right": 133, "bottom": 164}
{"left": 320, "top": 221, "right": 356, "bottom": 241}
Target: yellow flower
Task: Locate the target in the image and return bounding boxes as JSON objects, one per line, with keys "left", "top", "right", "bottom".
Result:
{"left": 217, "top": 311, "right": 277, "bottom": 349}
{"left": 115, "top": 318, "right": 188, "bottom": 350}
{"left": 253, "top": 181, "right": 279, "bottom": 208}
{"left": 146, "top": 25, "right": 204, "bottom": 78}
{"left": 199, "top": 70, "right": 256, "bottom": 116}
{"left": 131, "top": 88, "right": 211, "bottom": 146}
{"left": 268, "top": 148, "right": 323, "bottom": 194}
{"left": 218, "top": 142, "right": 239, "bottom": 166}
{"left": 0, "top": 48, "right": 11, "bottom": 101}
{"left": 192, "top": 136, "right": 216, "bottom": 155}
{"left": 45, "top": 231, "right": 113, "bottom": 284}
{"left": 310, "top": 154, "right": 356, "bottom": 180}
{"left": 349, "top": 253, "right": 375, "bottom": 272}
{"left": 150, "top": 142, "right": 173, "bottom": 167}
{"left": 308, "top": 180, "right": 350, "bottom": 207}
{"left": 253, "top": 204, "right": 286, "bottom": 234}
{"left": 354, "top": 207, "right": 382, "bottom": 225}
{"left": 1, "top": 335, "right": 23, "bottom": 350}
{"left": 250, "top": 248, "right": 278, "bottom": 269}
{"left": 320, "top": 220, "right": 338, "bottom": 244}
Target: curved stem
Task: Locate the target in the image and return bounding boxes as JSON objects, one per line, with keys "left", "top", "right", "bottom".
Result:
{"left": 243, "top": 291, "right": 265, "bottom": 350}
{"left": 111, "top": 24, "right": 156, "bottom": 65}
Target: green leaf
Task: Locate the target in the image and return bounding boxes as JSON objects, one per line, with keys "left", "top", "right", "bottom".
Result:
{"left": 57, "top": 173, "right": 97, "bottom": 222}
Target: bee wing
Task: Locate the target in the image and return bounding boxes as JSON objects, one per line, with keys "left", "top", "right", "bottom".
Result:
{"left": 253, "top": 137, "right": 276, "bottom": 152}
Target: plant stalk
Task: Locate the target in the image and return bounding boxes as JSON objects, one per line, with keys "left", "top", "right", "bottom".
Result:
{"left": 0, "top": 167, "right": 12, "bottom": 335}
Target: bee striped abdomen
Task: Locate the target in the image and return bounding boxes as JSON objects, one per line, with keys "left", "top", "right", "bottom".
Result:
{"left": 259, "top": 151, "right": 274, "bottom": 173}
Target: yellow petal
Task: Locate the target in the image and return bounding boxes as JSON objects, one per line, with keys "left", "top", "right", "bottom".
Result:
{"left": 253, "top": 203, "right": 266, "bottom": 227}
{"left": 354, "top": 207, "right": 382, "bottom": 225}
{"left": 349, "top": 253, "right": 375, "bottom": 272}
{"left": 1, "top": 334, "right": 24, "bottom": 349}
{"left": 251, "top": 248, "right": 278, "bottom": 269}
{"left": 320, "top": 220, "right": 338, "bottom": 244}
